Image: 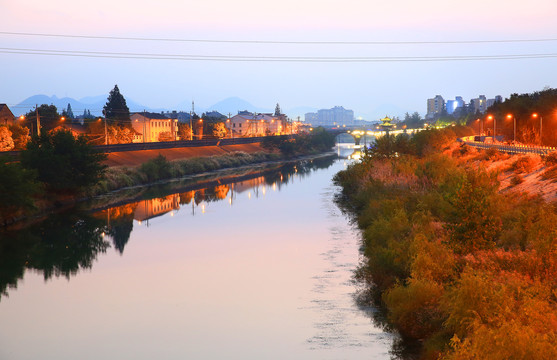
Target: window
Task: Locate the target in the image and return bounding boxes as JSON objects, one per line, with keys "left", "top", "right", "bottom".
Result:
{"left": 239, "top": 123, "right": 242, "bottom": 128}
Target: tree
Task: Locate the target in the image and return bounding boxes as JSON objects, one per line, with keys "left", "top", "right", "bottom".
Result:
{"left": 211, "top": 122, "right": 228, "bottom": 138}
{"left": 0, "top": 157, "right": 41, "bottom": 222}
{"left": 61, "top": 103, "right": 75, "bottom": 120}
{"left": 274, "top": 103, "right": 281, "bottom": 116}
{"left": 103, "top": 85, "right": 130, "bottom": 127}
{"left": 0, "top": 126, "right": 14, "bottom": 151}
{"left": 20, "top": 129, "right": 107, "bottom": 194}
{"left": 82, "top": 109, "right": 95, "bottom": 120}
{"left": 107, "top": 125, "right": 134, "bottom": 144}
{"left": 178, "top": 123, "right": 192, "bottom": 140}
{"left": 8, "top": 124, "right": 30, "bottom": 150}
{"left": 24, "top": 104, "right": 60, "bottom": 132}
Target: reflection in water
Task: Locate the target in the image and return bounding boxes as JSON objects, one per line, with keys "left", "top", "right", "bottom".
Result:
{"left": 0, "top": 148, "right": 400, "bottom": 359}
{"left": 0, "top": 156, "right": 335, "bottom": 300}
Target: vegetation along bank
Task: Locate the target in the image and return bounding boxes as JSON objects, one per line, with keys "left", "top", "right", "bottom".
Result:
{"left": 334, "top": 126, "right": 557, "bottom": 359}
{"left": 0, "top": 127, "right": 335, "bottom": 226}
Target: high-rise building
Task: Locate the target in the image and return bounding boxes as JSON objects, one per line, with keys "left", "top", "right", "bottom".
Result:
{"left": 446, "top": 96, "right": 465, "bottom": 115}
{"left": 426, "top": 95, "right": 445, "bottom": 119}
{"left": 471, "top": 95, "right": 487, "bottom": 114}
{"left": 307, "top": 106, "right": 354, "bottom": 126}
{"left": 305, "top": 112, "right": 318, "bottom": 124}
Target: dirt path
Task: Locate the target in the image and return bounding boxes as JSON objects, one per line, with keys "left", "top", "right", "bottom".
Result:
{"left": 103, "top": 143, "right": 268, "bottom": 167}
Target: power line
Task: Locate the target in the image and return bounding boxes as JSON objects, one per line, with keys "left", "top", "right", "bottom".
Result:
{"left": 1, "top": 47, "right": 557, "bottom": 62}
{"left": 2, "top": 31, "right": 557, "bottom": 45}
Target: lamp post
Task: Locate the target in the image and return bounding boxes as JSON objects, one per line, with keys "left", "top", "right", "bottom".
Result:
{"left": 506, "top": 114, "right": 515, "bottom": 142}
{"left": 532, "top": 113, "right": 542, "bottom": 145}
{"left": 487, "top": 115, "right": 494, "bottom": 140}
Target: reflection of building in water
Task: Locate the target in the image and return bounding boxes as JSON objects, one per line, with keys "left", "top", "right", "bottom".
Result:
{"left": 134, "top": 194, "right": 180, "bottom": 221}
{"left": 230, "top": 176, "right": 267, "bottom": 194}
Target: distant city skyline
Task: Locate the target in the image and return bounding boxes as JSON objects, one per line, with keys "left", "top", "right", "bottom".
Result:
{"left": 2, "top": 0, "right": 557, "bottom": 120}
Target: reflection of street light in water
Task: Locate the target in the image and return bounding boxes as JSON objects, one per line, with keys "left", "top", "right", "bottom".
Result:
{"left": 201, "top": 204, "right": 205, "bottom": 214}
{"left": 272, "top": 183, "right": 276, "bottom": 191}
{"left": 262, "top": 187, "right": 266, "bottom": 195}
{"left": 248, "top": 192, "right": 251, "bottom": 199}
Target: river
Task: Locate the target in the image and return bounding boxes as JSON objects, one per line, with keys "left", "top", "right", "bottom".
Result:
{"left": 0, "top": 144, "right": 397, "bottom": 360}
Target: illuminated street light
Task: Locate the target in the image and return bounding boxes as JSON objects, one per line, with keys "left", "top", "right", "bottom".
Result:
{"left": 487, "top": 115, "right": 495, "bottom": 139}
{"left": 532, "top": 113, "right": 542, "bottom": 145}
{"left": 506, "top": 114, "right": 515, "bottom": 142}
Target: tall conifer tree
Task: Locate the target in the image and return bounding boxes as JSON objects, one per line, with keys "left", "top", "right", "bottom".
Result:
{"left": 103, "top": 85, "right": 130, "bottom": 126}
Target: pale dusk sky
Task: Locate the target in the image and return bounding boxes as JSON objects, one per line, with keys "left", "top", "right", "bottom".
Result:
{"left": 1, "top": 0, "right": 557, "bottom": 119}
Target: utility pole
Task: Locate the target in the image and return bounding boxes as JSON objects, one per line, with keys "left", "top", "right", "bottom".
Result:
{"left": 540, "top": 116, "right": 543, "bottom": 146}
{"left": 190, "top": 100, "right": 194, "bottom": 141}
{"left": 143, "top": 109, "right": 146, "bottom": 143}
{"left": 35, "top": 104, "right": 41, "bottom": 136}
{"left": 104, "top": 116, "right": 108, "bottom": 145}
{"left": 228, "top": 112, "right": 232, "bottom": 139}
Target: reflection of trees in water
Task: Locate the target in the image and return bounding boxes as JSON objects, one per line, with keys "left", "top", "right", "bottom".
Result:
{"left": 0, "top": 211, "right": 110, "bottom": 300}
{"left": 0, "top": 155, "right": 337, "bottom": 300}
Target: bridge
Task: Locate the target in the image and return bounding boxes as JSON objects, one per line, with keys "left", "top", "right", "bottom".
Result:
{"left": 459, "top": 136, "right": 557, "bottom": 156}
{"left": 327, "top": 126, "right": 425, "bottom": 145}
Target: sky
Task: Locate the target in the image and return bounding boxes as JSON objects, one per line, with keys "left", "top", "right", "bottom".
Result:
{"left": 2, "top": 0, "right": 557, "bottom": 119}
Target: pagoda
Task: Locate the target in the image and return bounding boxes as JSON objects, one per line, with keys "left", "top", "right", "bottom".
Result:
{"left": 379, "top": 116, "right": 395, "bottom": 131}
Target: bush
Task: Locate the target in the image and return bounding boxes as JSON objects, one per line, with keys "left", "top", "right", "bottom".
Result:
{"left": 544, "top": 151, "right": 557, "bottom": 165}
{"left": 0, "top": 157, "right": 41, "bottom": 222}
{"left": 510, "top": 174, "right": 524, "bottom": 186}
{"left": 20, "top": 130, "right": 107, "bottom": 194}
{"left": 139, "top": 154, "right": 173, "bottom": 182}
{"left": 510, "top": 155, "right": 540, "bottom": 174}
{"left": 541, "top": 165, "right": 557, "bottom": 182}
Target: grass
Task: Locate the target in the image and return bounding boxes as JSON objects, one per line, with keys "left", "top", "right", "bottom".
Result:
{"left": 90, "top": 151, "right": 280, "bottom": 195}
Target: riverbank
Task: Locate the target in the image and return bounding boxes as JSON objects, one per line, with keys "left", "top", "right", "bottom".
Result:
{"left": 1, "top": 150, "right": 336, "bottom": 229}
{"left": 334, "top": 127, "right": 557, "bottom": 359}
{"left": 103, "top": 142, "right": 268, "bottom": 167}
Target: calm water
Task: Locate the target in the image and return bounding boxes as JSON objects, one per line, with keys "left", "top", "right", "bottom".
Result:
{"left": 0, "top": 145, "right": 395, "bottom": 360}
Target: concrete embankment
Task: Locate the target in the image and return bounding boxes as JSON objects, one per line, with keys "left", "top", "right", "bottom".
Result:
{"left": 103, "top": 143, "right": 268, "bottom": 167}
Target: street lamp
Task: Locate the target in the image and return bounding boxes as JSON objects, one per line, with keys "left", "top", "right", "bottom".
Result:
{"left": 487, "top": 115, "right": 494, "bottom": 139}
{"left": 506, "top": 114, "right": 515, "bottom": 142}
{"left": 532, "top": 113, "right": 542, "bottom": 145}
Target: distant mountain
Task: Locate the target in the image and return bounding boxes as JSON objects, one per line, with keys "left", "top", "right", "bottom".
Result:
{"left": 13, "top": 94, "right": 164, "bottom": 116}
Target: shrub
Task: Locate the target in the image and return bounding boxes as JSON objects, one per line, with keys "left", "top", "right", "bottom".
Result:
{"left": 541, "top": 165, "right": 557, "bottom": 182}
{"left": 139, "top": 154, "right": 173, "bottom": 182}
{"left": 20, "top": 130, "right": 107, "bottom": 194}
{"left": 0, "top": 157, "right": 41, "bottom": 221}
{"left": 544, "top": 151, "right": 557, "bottom": 165}
{"left": 510, "top": 174, "right": 524, "bottom": 186}
{"left": 383, "top": 278, "right": 445, "bottom": 339}
{"left": 510, "top": 155, "right": 540, "bottom": 174}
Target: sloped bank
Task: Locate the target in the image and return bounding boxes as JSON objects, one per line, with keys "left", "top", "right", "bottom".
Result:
{"left": 334, "top": 127, "right": 557, "bottom": 359}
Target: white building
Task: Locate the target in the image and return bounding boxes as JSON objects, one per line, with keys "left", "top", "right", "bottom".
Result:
{"left": 131, "top": 112, "right": 178, "bottom": 142}
{"left": 228, "top": 113, "right": 285, "bottom": 137}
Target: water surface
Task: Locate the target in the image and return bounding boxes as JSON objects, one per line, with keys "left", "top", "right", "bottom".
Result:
{"left": 0, "top": 147, "right": 395, "bottom": 359}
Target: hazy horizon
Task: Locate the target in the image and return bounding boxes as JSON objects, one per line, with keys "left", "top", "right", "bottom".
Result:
{"left": 2, "top": 0, "right": 557, "bottom": 120}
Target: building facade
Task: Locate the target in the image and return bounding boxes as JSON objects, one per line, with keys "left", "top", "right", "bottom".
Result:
{"left": 446, "top": 96, "right": 465, "bottom": 115}
{"left": 426, "top": 95, "right": 445, "bottom": 119}
{"left": 305, "top": 106, "right": 354, "bottom": 126}
{"left": 229, "top": 113, "right": 285, "bottom": 137}
{"left": 131, "top": 112, "right": 178, "bottom": 142}
{"left": 0, "top": 104, "right": 15, "bottom": 126}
